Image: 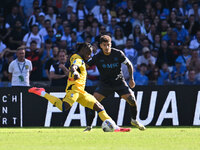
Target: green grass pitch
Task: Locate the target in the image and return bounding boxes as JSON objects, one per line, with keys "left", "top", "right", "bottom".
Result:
{"left": 0, "top": 127, "right": 199, "bottom": 150}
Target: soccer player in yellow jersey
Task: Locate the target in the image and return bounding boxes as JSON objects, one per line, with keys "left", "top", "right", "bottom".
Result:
{"left": 28, "top": 42, "right": 130, "bottom": 132}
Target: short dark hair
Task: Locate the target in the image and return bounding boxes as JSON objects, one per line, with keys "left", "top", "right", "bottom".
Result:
{"left": 188, "top": 68, "right": 195, "bottom": 73}
{"left": 30, "top": 40, "right": 37, "bottom": 45}
{"left": 31, "top": 24, "right": 38, "bottom": 29}
{"left": 58, "top": 49, "right": 67, "bottom": 55}
{"left": 17, "top": 46, "right": 26, "bottom": 51}
{"left": 45, "top": 19, "right": 51, "bottom": 24}
{"left": 100, "top": 35, "right": 111, "bottom": 44}
{"left": 140, "top": 63, "right": 147, "bottom": 67}
{"left": 127, "top": 38, "right": 133, "bottom": 42}
{"left": 14, "top": 19, "right": 22, "bottom": 25}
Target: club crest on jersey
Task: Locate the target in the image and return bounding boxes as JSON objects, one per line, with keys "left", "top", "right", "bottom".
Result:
{"left": 25, "top": 65, "right": 29, "bottom": 69}
{"left": 71, "top": 93, "right": 74, "bottom": 97}
{"left": 114, "top": 57, "right": 118, "bottom": 61}
{"left": 73, "top": 60, "right": 76, "bottom": 64}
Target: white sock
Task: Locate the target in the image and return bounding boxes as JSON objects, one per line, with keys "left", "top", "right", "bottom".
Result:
{"left": 41, "top": 91, "right": 46, "bottom": 97}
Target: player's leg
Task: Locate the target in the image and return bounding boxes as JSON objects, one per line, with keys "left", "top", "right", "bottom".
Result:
{"left": 80, "top": 92, "right": 105, "bottom": 131}
{"left": 85, "top": 83, "right": 113, "bottom": 131}
{"left": 93, "top": 101, "right": 110, "bottom": 121}
{"left": 62, "top": 90, "right": 79, "bottom": 111}
{"left": 78, "top": 92, "right": 110, "bottom": 122}
{"left": 93, "top": 101, "right": 131, "bottom": 132}
{"left": 28, "top": 87, "right": 63, "bottom": 111}
{"left": 121, "top": 93, "right": 145, "bottom": 130}
{"left": 116, "top": 81, "right": 145, "bottom": 130}
{"left": 79, "top": 92, "right": 131, "bottom": 132}
{"left": 84, "top": 92, "right": 105, "bottom": 131}
{"left": 121, "top": 93, "right": 137, "bottom": 120}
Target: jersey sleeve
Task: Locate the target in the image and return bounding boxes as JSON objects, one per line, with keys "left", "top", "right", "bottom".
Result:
{"left": 71, "top": 57, "right": 84, "bottom": 67}
{"left": 23, "top": 34, "right": 28, "bottom": 42}
{"left": 119, "top": 50, "right": 127, "bottom": 63}
{"left": 29, "top": 61, "right": 33, "bottom": 71}
{"left": 87, "top": 55, "right": 97, "bottom": 67}
{"left": 8, "top": 62, "right": 14, "bottom": 73}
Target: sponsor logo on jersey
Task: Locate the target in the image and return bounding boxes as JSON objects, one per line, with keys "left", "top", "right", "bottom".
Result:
{"left": 102, "top": 63, "right": 119, "bottom": 69}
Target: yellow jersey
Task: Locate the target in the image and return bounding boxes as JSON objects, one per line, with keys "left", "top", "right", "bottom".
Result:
{"left": 66, "top": 54, "right": 87, "bottom": 93}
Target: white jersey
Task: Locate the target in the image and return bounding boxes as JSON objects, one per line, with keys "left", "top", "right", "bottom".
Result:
{"left": 137, "top": 55, "right": 156, "bottom": 66}
{"left": 23, "top": 32, "right": 44, "bottom": 48}
{"left": 8, "top": 59, "right": 32, "bottom": 86}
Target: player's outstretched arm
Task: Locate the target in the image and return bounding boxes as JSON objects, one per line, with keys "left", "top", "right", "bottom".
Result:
{"left": 70, "top": 65, "right": 80, "bottom": 80}
{"left": 125, "top": 58, "right": 135, "bottom": 88}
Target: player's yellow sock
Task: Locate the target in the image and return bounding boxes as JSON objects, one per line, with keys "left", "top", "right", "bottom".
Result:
{"left": 44, "top": 93, "right": 63, "bottom": 111}
{"left": 98, "top": 110, "right": 111, "bottom": 121}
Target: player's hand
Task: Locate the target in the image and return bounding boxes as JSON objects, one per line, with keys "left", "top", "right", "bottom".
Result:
{"left": 73, "top": 71, "right": 80, "bottom": 80}
{"left": 59, "top": 64, "right": 65, "bottom": 69}
{"left": 129, "top": 79, "right": 135, "bottom": 88}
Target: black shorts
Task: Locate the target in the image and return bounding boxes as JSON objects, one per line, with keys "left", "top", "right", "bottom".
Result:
{"left": 95, "top": 80, "right": 132, "bottom": 97}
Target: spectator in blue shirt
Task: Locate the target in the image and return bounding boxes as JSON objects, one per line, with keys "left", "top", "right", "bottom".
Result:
{"left": 19, "top": 0, "right": 35, "bottom": 18}
{"left": 134, "top": 63, "right": 149, "bottom": 85}
{"left": 155, "top": 1, "right": 170, "bottom": 20}
{"left": 162, "top": 27, "right": 173, "bottom": 42}
{"left": 44, "top": 27, "right": 57, "bottom": 44}
{"left": 41, "top": 39, "right": 53, "bottom": 80}
{"left": 148, "top": 66, "right": 160, "bottom": 85}
{"left": 173, "top": 20, "right": 189, "bottom": 43}
{"left": 158, "top": 63, "right": 171, "bottom": 85}
{"left": 171, "top": 59, "right": 187, "bottom": 84}
{"left": 175, "top": 45, "right": 191, "bottom": 68}
{"left": 184, "top": 69, "right": 200, "bottom": 85}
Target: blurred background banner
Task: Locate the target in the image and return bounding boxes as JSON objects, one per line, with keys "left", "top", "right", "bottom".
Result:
{"left": 0, "top": 86, "right": 199, "bottom": 127}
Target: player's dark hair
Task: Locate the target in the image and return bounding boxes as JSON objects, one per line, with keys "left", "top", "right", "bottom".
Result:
{"left": 76, "top": 42, "right": 93, "bottom": 52}
{"left": 58, "top": 49, "right": 67, "bottom": 55}
{"left": 44, "top": 19, "right": 51, "bottom": 24}
{"left": 17, "top": 46, "right": 26, "bottom": 51}
{"left": 31, "top": 24, "right": 38, "bottom": 29}
{"left": 140, "top": 63, "right": 147, "bottom": 67}
{"left": 30, "top": 40, "right": 37, "bottom": 45}
{"left": 188, "top": 68, "right": 195, "bottom": 73}
{"left": 34, "top": 7, "right": 40, "bottom": 11}
{"left": 127, "top": 38, "right": 133, "bottom": 42}
{"left": 100, "top": 35, "right": 111, "bottom": 44}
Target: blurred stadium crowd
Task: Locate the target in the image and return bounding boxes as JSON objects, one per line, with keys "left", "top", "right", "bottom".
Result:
{"left": 0, "top": 0, "right": 200, "bottom": 87}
